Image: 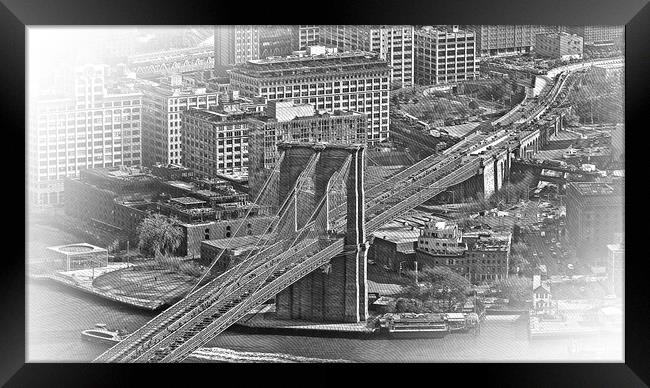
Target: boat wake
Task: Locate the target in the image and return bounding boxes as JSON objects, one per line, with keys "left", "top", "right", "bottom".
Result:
{"left": 189, "top": 347, "right": 352, "bottom": 363}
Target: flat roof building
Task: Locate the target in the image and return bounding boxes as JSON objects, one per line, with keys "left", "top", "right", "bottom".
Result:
{"left": 414, "top": 26, "right": 478, "bottom": 86}
{"left": 565, "top": 182, "right": 624, "bottom": 260}
{"left": 229, "top": 46, "right": 391, "bottom": 143}
{"left": 182, "top": 108, "right": 261, "bottom": 178}
{"left": 320, "top": 25, "right": 415, "bottom": 88}
{"left": 565, "top": 26, "right": 624, "bottom": 47}
{"left": 534, "top": 32, "right": 583, "bottom": 61}
{"left": 137, "top": 74, "right": 220, "bottom": 166}
{"left": 465, "top": 25, "right": 559, "bottom": 58}
{"left": 28, "top": 64, "right": 143, "bottom": 207}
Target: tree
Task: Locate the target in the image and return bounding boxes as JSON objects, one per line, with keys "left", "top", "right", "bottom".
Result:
{"left": 401, "top": 266, "right": 472, "bottom": 311}
{"left": 493, "top": 276, "right": 533, "bottom": 306}
{"left": 136, "top": 214, "right": 184, "bottom": 258}
{"left": 468, "top": 100, "right": 480, "bottom": 110}
{"left": 395, "top": 298, "right": 424, "bottom": 313}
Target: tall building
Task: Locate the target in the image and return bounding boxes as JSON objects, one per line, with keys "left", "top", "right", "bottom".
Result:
{"left": 213, "top": 25, "right": 295, "bottom": 74}
{"left": 214, "top": 25, "right": 260, "bottom": 71}
{"left": 182, "top": 108, "right": 258, "bottom": 178}
{"left": 606, "top": 243, "right": 624, "bottom": 296}
{"left": 534, "top": 32, "right": 584, "bottom": 60}
{"left": 465, "top": 25, "right": 559, "bottom": 57}
{"left": 414, "top": 26, "right": 478, "bottom": 86}
{"left": 565, "top": 182, "right": 624, "bottom": 260}
{"left": 293, "top": 25, "right": 320, "bottom": 50}
{"left": 28, "top": 64, "right": 143, "bottom": 206}
{"left": 138, "top": 74, "right": 219, "bottom": 166}
{"left": 229, "top": 46, "right": 391, "bottom": 143}
{"left": 319, "top": 25, "right": 415, "bottom": 88}
{"left": 565, "top": 26, "right": 624, "bottom": 47}
{"left": 259, "top": 26, "right": 295, "bottom": 58}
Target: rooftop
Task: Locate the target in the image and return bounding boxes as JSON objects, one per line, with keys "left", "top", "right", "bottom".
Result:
{"left": 184, "top": 108, "right": 258, "bottom": 123}
{"left": 373, "top": 221, "right": 421, "bottom": 244}
{"left": 251, "top": 109, "right": 364, "bottom": 123}
{"left": 569, "top": 182, "right": 621, "bottom": 196}
{"left": 48, "top": 243, "right": 108, "bottom": 255}
{"left": 170, "top": 196, "right": 207, "bottom": 207}
{"left": 230, "top": 49, "right": 389, "bottom": 78}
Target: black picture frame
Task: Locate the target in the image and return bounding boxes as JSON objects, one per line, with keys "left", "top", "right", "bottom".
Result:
{"left": 2, "top": 0, "right": 647, "bottom": 386}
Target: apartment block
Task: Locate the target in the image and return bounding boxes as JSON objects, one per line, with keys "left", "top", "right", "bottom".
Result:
{"left": 138, "top": 74, "right": 219, "bottom": 166}
{"left": 319, "top": 25, "right": 415, "bottom": 88}
{"left": 28, "top": 64, "right": 142, "bottom": 206}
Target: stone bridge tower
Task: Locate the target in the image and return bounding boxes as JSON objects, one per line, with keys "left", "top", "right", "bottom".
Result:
{"left": 275, "top": 142, "right": 368, "bottom": 323}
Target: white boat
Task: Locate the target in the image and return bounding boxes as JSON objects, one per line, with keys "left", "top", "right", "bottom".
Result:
{"left": 81, "top": 323, "right": 125, "bottom": 345}
{"left": 387, "top": 313, "right": 449, "bottom": 339}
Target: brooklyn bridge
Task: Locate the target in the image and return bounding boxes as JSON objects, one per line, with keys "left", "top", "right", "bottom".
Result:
{"left": 93, "top": 58, "right": 620, "bottom": 363}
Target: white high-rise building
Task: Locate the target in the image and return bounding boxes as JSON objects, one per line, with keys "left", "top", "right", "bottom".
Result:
{"left": 28, "top": 64, "right": 143, "bottom": 206}
{"left": 320, "top": 25, "right": 415, "bottom": 88}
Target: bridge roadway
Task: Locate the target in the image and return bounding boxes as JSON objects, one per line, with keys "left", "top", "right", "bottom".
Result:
{"left": 95, "top": 59, "right": 595, "bottom": 363}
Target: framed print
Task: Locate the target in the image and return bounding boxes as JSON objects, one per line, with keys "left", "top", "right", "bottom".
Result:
{"left": 1, "top": 0, "right": 647, "bottom": 386}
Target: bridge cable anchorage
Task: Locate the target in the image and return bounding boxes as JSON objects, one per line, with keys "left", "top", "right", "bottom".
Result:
{"left": 128, "top": 156, "right": 352, "bottom": 362}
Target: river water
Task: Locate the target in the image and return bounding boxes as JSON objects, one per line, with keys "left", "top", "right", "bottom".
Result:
{"left": 27, "top": 280, "right": 622, "bottom": 363}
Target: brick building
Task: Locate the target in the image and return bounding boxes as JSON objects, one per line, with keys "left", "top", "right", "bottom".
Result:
{"left": 64, "top": 166, "right": 274, "bottom": 258}
{"left": 414, "top": 26, "right": 478, "bottom": 86}
{"left": 566, "top": 182, "right": 624, "bottom": 260}
{"left": 414, "top": 222, "right": 512, "bottom": 283}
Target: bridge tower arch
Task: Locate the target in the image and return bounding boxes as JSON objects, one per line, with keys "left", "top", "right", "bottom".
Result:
{"left": 275, "top": 142, "right": 369, "bottom": 323}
